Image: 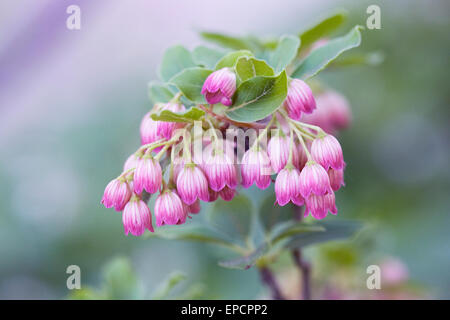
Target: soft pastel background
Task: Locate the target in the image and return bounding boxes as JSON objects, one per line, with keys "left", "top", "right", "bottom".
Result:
{"left": 0, "top": 0, "right": 449, "bottom": 299}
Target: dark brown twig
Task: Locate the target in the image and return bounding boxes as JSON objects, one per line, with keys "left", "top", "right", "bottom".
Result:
{"left": 258, "top": 266, "right": 284, "bottom": 300}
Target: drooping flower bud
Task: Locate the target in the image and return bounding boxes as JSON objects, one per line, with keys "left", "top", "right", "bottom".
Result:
{"left": 299, "top": 161, "right": 333, "bottom": 198}
{"left": 241, "top": 149, "right": 272, "bottom": 189}
{"left": 275, "top": 167, "right": 302, "bottom": 206}
{"left": 154, "top": 190, "right": 187, "bottom": 226}
{"left": 267, "top": 135, "right": 299, "bottom": 173}
{"left": 284, "top": 79, "right": 316, "bottom": 120}
{"left": 301, "top": 90, "right": 352, "bottom": 134}
{"left": 203, "top": 151, "right": 237, "bottom": 191}
{"left": 140, "top": 112, "right": 161, "bottom": 145}
{"left": 311, "top": 134, "right": 344, "bottom": 170}
{"left": 101, "top": 178, "right": 132, "bottom": 211}
{"left": 325, "top": 91, "right": 352, "bottom": 130}
{"left": 176, "top": 164, "right": 209, "bottom": 205}
{"left": 328, "top": 168, "right": 345, "bottom": 191}
{"left": 219, "top": 186, "right": 236, "bottom": 201}
{"left": 304, "top": 192, "right": 337, "bottom": 220}
{"left": 133, "top": 157, "right": 162, "bottom": 194}
{"left": 122, "top": 196, "right": 154, "bottom": 236}
{"left": 123, "top": 153, "right": 139, "bottom": 172}
{"left": 201, "top": 68, "right": 236, "bottom": 106}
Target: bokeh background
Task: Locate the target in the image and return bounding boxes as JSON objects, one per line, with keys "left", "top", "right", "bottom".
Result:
{"left": 0, "top": 0, "right": 449, "bottom": 299}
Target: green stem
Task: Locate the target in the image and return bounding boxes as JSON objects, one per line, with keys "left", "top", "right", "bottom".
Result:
{"left": 251, "top": 115, "right": 276, "bottom": 151}
{"left": 293, "top": 127, "right": 312, "bottom": 160}
{"left": 287, "top": 126, "right": 294, "bottom": 165}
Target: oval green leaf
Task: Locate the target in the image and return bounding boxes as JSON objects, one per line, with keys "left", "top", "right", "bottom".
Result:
{"left": 215, "top": 50, "right": 253, "bottom": 70}
{"left": 200, "top": 32, "right": 255, "bottom": 51}
{"left": 158, "top": 45, "right": 196, "bottom": 82}
{"left": 148, "top": 81, "right": 175, "bottom": 104}
{"left": 235, "top": 56, "right": 274, "bottom": 82}
{"left": 150, "top": 106, "right": 205, "bottom": 123}
{"left": 169, "top": 67, "right": 213, "bottom": 103}
{"left": 226, "top": 70, "right": 288, "bottom": 122}
{"left": 192, "top": 46, "right": 228, "bottom": 69}
{"left": 218, "top": 243, "right": 268, "bottom": 270}
{"left": 292, "top": 25, "right": 363, "bottom": 79}
{"left": 269, "top": 35, "right": 301, "bottom": 73}
{"left": 299, "top": 10, "right": 348, "bottom": 49}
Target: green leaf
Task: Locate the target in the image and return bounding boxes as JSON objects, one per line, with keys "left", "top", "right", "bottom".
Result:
{"left": 235, "top": 56, "right": 274, "bottom": 82}
{"left": 148, "top": 81, "right": 175, "bottom": 104}
{"left": 169, "top": 67, "right": 212, "bottom": 103}
{"left": 215, "top": 50, "right": 253, "bottom": 70}
{"left": 329, "top": 51, "right": 384, "bottom": 68}
{"left": 285, "top": 220, "right": 362, "bottom": 249}
{"left": 192, "top": 46, "right": 228, "bottom": 69}
{"left": 200, "top": 32, "right": 255, "bottom": 51}
{"left": 150, "top": 223, "right": 234, "bottom": 247}
{"left": 103, "top": 257, "right": 139, "bottom": 299}
{"left": 269, "top": 221, "right": 325, "bottom": 245}
{"left": 292, "top": 25, "right": 363, "bottom": 79}
{"left": 158, "top": 45, "right": 196, "bottom": 82}
{"left": 258, "top": 193, "right": 294, "bottom": 233}
{"left": 151, "top": 106, "right": 205, "bottom": 123}
{"left": 226, "top": 70, "right": 288, "bottom": 122}
{"left": 218, "top": 243, "right": 268, "bottom": 270}
{"left": 299, "top": 10, "right": 347, "bottom": 49}
{"left": 269, "top": 35, "right": 301, "bottom": 73}
{"left": 152, "top": 272, "right": 187, "bottom": 300}
{"left": 208, "top": 194, "right": 253, "bottom": 244}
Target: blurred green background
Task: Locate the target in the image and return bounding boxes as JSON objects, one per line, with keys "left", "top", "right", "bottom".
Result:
{"left": 0, "top": 0, "right": 448, "bottom": 299}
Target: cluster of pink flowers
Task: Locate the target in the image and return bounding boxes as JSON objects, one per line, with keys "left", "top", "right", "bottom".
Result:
{"left": 102, "top": 67, "right": 349, "bottom": 236}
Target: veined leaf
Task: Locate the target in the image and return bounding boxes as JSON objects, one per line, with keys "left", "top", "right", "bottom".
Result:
{"left": 285, "top": 220, "right": 363, "bottom": 249}
{"left": 269, "top": 221, "right": 325, "bottom": 245}
{"left": 150, "top": 224, "right": 234, "bottom": 247}
{"left": 329, "top": 51, "right": 385, "bottom": 68}
{"left": 226, "top": 71, "right": 287, "bottom": 122}
{"left": 292, "top": 25, "right": 363, "bottom": 79}
{"left": 218, "top": 243, "right": 268, "bottom": 270}
{"left": 215, "top": 50, "right": 253, "bottom": 70}
{"left": 148, "top": 81, "right": 175, "bottom": 104}
{"left": 299, "top": 10, "right": 347, "bottom": 49}
{"left": 151, "top": 106, "right": 205, "bottom": 123}
{"left": 192, "top": 46, "right": 228, "bottom": 69}
{"left": 200, "top": 32, "right": 255, "bottom": 51}
{"left": 169, "top": 67, "right": 213, "bottom": 103}
{"left": 235, "top": 56, "right": 274, "bottom": 82}
{"left": 158, "top": 45, "right": 196, "bottom": 82}
{"left": 269, "top": 35, "right": 301, "bottom": 73}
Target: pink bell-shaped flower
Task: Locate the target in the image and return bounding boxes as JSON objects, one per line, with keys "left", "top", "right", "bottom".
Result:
{"left": 311, "top": 134, "right": 344, "bottom": 170}
{"left": 241, "top": 148, "right": 272, "bottom": 189}
{"left": 101, "top": 178, "right": 132, "bottom": 211}
{"left": 154, "top": 189, "right": 187, "bottom": 226}
{"left": 176, "top": 164, "right": 210, "bottom": 205}
{"left": 201, "top": 68, "right": 236, "bottom": 106}
{"left": 122, "top": 196, "right": 154, "bottom": 236}
{"left": 283, "top": 79, "right": 316, "bottom": 120}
